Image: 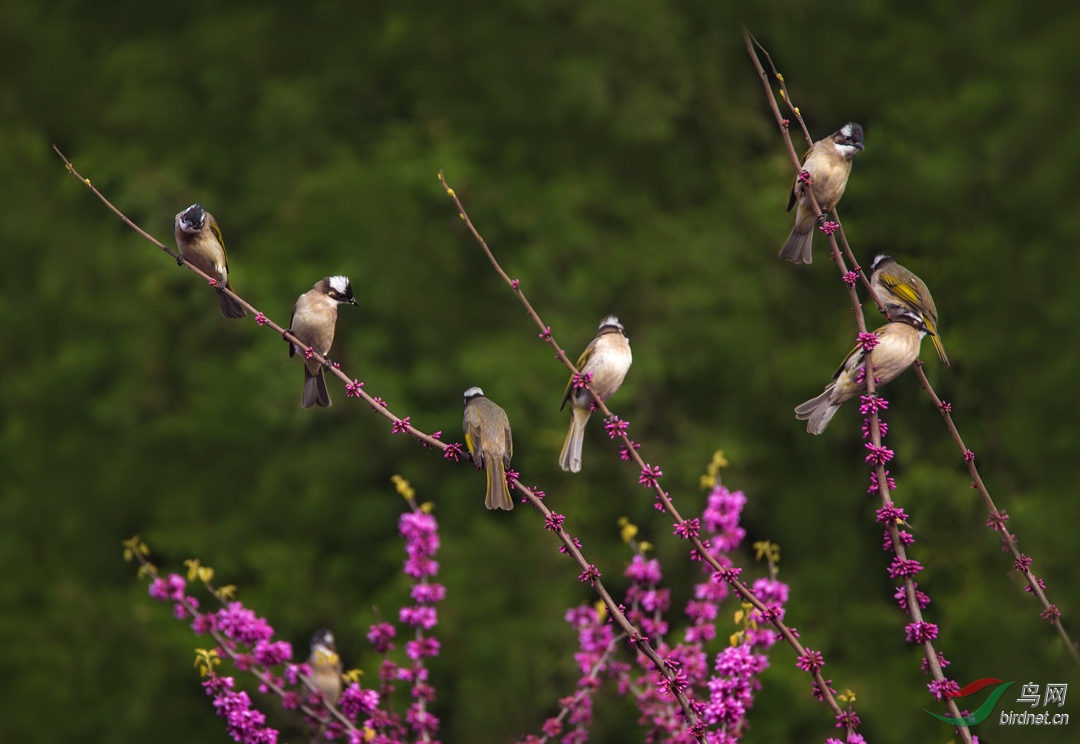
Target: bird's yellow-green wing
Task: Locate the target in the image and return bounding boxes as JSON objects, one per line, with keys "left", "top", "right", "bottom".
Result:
{"left": 208, "top": 216, "right": 229, "bottom": 270}
{"left": 787, "top": 146, "right": 813, "bottom": 212}
{"left": 464, "top": 428, "right": 483, "bottom": 467}
{"left": 560, "top": 344, "right": 595, "bottom": 410}
{"left": 879, "top": 271, "right": 922, "bottom": 307}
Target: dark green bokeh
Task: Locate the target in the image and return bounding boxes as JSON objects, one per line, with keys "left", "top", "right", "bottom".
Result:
{"left": 1, "top": 2, "right": 1077, "bottom": 742}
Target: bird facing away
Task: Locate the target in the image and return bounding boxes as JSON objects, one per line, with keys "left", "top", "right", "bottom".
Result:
{"left": 306, "top": 629, "right": 342, "bottom": 744}
{"left": 869, "top": 254, "right": 949, "bottom": 366}
{"left": 795, "top": 309, "right": 929, "bottom": 435}
{"left": 173, "top": 203, "right": 247, "bottom": 318}
{"left": 559, "top": 315, "right": 633, "bottom": 473}
{"left": 462, "top": 387, "right": 514, "bottom": 510}
{"left": 288, "top": 276, "right": 357, "bottom": 408}
{"left": 779, "top": 123, "right": 864, "bottom": 265}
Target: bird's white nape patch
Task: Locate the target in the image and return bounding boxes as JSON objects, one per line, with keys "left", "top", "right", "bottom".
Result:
{"left": 329, "top": 275, "right": 350, "bottom": 295}
{"left": 598, "top": 314, "right": 623, "bottom": 330}
{"left": 841, "top": 123, "right": 854, "bottom": 138}
{"left": 870, "top": 254, "right": 890, "bottom": 273}
{"left": 463, "top": 386, "right": 484, "bottom": 400}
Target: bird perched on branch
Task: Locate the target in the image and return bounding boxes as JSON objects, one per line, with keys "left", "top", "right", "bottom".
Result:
{"left": 287, "top": 276, "right": 357, "bottom": 408}
{"left": 795, "top": 309, "right": 929, "bottom": 434}
{"left": 559, "top": 315, "right": 632, "bottom": 473}
{"left": 869, "top": 254, "right": 949, "bottom": 366}
{"left": 780, "top": 123, "right": 864, "bottom": 264}
{"left": 462, "top": 387, "right": 514, "bottom": 510}
{"left": 173, "top": 203, "right": 247, "bottom": 318}
{"left": 306, "top": 629, "right": 342, "bottom": 743}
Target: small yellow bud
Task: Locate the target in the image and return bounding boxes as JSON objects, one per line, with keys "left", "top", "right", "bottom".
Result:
{"left": 420, "top": 501, "right": 435, "bottom": 514}
{"left": 364, "top": 728, "right": 376, "bottom": 742}
{"left": 184, "top": 558, "right": 201, "bottom": 581}
{"left": 620, "top": 521, "right": 638, "bottom": 543}
{"left": 459, "top": 213, "right": 465, "bottom": 220}
{"left": 729, "top": 632, "right": 741, "bottom": 646}
{"left": 447, "top": 188, "right": 456, "bottom": 197}
{"left": 779, "top": 90, "right": 786, "bottom": 100}
{"left": 638, "top": 541, "right": 653, "bottom": 554}
{"left": 595, "top": 600, "right": 607, "bottom": 621}
{"left": 197, "top": 566, "right": 214, "bottom": 583}
{"left": 794, "top": 106, "right": 801, "bottom": 116}
{"left": 734, "top": 609, "right": 745, "bottom": 624}
{"left": 776, "top": 73, "right": 784, "bottom": 82}
{"left": 216, "top": 585, "right": 237, "bottom": 600}
{"left": 84, "top": 178, "right": 91, "bottom": 186}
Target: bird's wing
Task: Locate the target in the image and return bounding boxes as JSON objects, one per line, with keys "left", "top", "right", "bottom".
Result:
{"left": 208, "top": 217, "right": 229, "bottom": 271}
{"left": 504, "top": 420, "right": 513, "bottom": 463}
{"left": 560, "top": 343, "right": 596, "bottom": 410}
{"left": 832, "top": 340, "right": 866, "bottom": 381}
{"left": 787, "top": 145, "right": 813, "bottom": 212}
{"left": 464, "top": 423, "right": 484, "bottom": 468}
{"left": 879, "top": 271, "right": 923, "bottom": 308}
{"left": 288, "top": 301, "right": 298, "bottom": 357}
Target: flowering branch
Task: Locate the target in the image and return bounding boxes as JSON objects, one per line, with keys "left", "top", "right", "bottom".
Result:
{"left": 913, "top": 365, "right": 1079, "bottom": 661}
{"left": 58, "top": 150, "right": 703, "bottom": 739}
{"left": 438, "top": 173, "right": 860, "bottom": 733}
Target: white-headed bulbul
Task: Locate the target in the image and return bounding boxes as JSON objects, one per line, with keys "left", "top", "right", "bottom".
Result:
{"left": 462, "top": 387, "right": 514, "bottom": 510}
{"left": 173, "top": 203, "right": 247, "bottom": 318}
{"left": 780, "top": 123, "right": 864, "bottom": 265}
{"left": 559, "top": 315, "right": 632, "bottom": 473}
{"left": 869, "top": 254, "right": 949, "bottom": 366}
{"left": 288, "top": 276, "right": 357, "bottom": 409}
{"left": 795, "top": 309, "right": 929, "bottom": 435}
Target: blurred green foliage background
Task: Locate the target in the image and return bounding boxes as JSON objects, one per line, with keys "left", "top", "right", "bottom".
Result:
{"left": 2, "top": 1, "right": 1078, "bottom": 742}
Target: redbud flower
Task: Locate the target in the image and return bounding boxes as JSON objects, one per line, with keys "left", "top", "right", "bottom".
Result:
{"left": 929, "top": 679, "right": 960, "bottom": 700}
{"left": 876, "top": 504, "right": 907, "bottom": 524}
{"left": 798, "top": 170, "right": 812, "bottom": 184}
{"left": 1014, "top": 554, "right": 1033, "bottom": 572}
{"left": 940, "top": 400, "right": 953, "bottom": 413}
{"left": 842, "top": 271, "right": 859, "bottom": 286}
{"left": 538, "top": 326, "right": 552, "bottom": 341}
{"left": 545, "top": 512, "right": 565, "bottom": 532}
{"left": 856, "top": 332, "right": 880, "bottom": 352}
{"left": 303, "top": 346, "right": 315, "bottom": 360}
{"left": 673, "top": 518, "right": 700, "bottom": 539}
{"left": 921, "top": 652, "right": 950, "bottom": 675}
{"left": 1025, "top": 578, "right": 1046, "bottom": 594}
{"left": 888, "top": 557, "right": 923, "bottom": 579}
{"left": 604, "top": 416, "right": 630, "bottom": 439}
{"left": 208, "top": 278, "right": 218, "bottom": 287}
{"left": 986, "top": 510, "right": 1009, "bottom": 531}
{"left": 442, "top": 442, "right": 463, "bottom": 461}
{"left": 858, "top": 395, "right": 889, "bottom": 415}
{"left": 391, "top": 417, "right": 410, "bottom": 434}
{"left": 868, "top": 471, "right": 896, "bottom": 493}
{"left": 819, "top": 220, "right": 840, "bottom": 235}
{"left": 864, "top": 443, "right": 894, "bottom": 465}
{"left": 796, "top": 649, "right": 824, "bottom": 673}
{"left": 345, "top": 379, "right": 364, "bottom": 397}
{"left": 510, "top": 278, "right": 520, "bottom": 289}
{"left": 712, "top": 567, "right": 742, "bottom": 584}
{"left": 963, "top": 449, "right": 975, "bottom": 462}
{"left": 1041, "top": 605, "right": 1062, "bottom": 621}
{"left": 578, "top": 565, "right": 601, "bottom": 585}
{"left": 255, "top": 312, "right": 267, "bottom": 326}
{"left": 639, "top": 464, "right": 662, "bottom": 488}
{"left": 367, "top": 622, "right": 396, "bottom": 653}
{"left": 619, "top": 441, "right": 640, "bottom": 460}
{"left": 504, "top": 469, "right": 520, "bottom": 489}
{"left": 904, "top": 621, "right": 939, "bottom": 644}
{"left": 571, "top": 371, "right": 594, "bottom": 389}
{"left": 835, "top": 710, "right": 860, "bottom": 730}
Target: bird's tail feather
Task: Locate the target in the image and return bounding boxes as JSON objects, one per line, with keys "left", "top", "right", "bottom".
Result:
{"left": 218, "top": 285, "right": 247, "bottom": 319}
{"left": 779, "top": 226, "right": 814, "bottom": 264}
{"left": 485, "top": 458, "right": 513, "bottom": 510}
{"left": 924, "top": 320, "right": 950, "bottom": 366}
{"left": 559, "top": 407, "right": 590, "bottom": 473}
{"left": 303, "top": 367, "right": 332, "bottom": 409}
{"left": 795, "top": 388, "right": 839, "bottom": 435}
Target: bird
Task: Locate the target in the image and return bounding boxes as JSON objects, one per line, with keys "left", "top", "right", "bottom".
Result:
{"left": 173, "top": 203, "right": 247, "bottom": 318}
{"left": 869, "top": 254, "right": 949, "bottom": 366}
{"left": 462, "top": 387, "right": 514, "bottom": 510}
{"left": 559, "top": 315, "right": 633, "bottom": 473}
{"left": 287, "top": 276, "right": 357, "bottom": 408}
{"left": 306, "top": 629, "right": 343, "bottom": 704}
{"left": 779, "top": 123, "right": 864, "bottom": 264}
{"left": 306, "top": 629, "right": 342, "bottom": 743}
{"left": 795, "top": 309, "right": 929, "bottom": 435}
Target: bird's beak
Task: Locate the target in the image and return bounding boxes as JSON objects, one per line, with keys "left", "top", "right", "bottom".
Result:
{"left": 350, "top": 298, "right": 359, "bottom": 306}
{"left": 855, "top": 142, "right": 865, "bottom": 151}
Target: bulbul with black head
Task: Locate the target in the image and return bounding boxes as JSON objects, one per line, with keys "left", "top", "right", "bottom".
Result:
{"left": 780, "top": 123, "right": 864, "bottom": 265}
{"left": 287, "top": 276, "right": 357, "bottom": 408}
{"left": 462, "top": 387, "right": 514, "bottom": 510}
{"left": 173, "top": 203, "right": 247, "bottom": 318}
{"left": 559, "top": 315, "right": 632, "bottom": 473}
{"left": 795, "top": 309, "right": 929, "bottom": 434}
{"left": 869, "top": 254, "right": 949, "bottom": 366}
